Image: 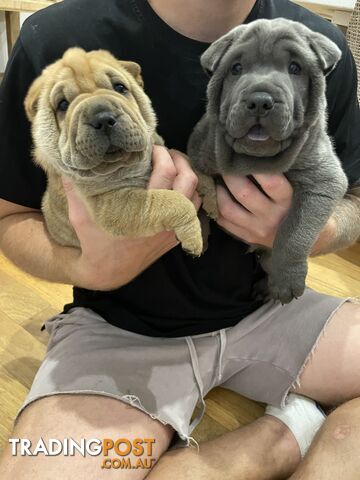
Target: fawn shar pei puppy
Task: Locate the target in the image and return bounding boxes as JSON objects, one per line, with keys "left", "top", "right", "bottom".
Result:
{"left": 188, "top": 18, "right": 348, "bottom": 303}
{"left": 25, "top": 48, "right": 205, "bottom": 256}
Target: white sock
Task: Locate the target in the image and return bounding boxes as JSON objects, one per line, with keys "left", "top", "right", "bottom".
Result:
{"left": 265, "top": 393, "right": 326, "bottom": 458}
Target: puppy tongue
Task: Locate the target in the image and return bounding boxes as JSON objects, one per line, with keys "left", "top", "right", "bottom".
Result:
{"left": 247, "top": 125, "right": 270, "bottom": 141}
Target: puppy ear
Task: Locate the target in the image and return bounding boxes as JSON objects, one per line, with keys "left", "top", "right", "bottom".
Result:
{"left": 308, "top": 32, "right": 342, "bottom": 75}
{"left": 120, "top": 61, "right": 144, "bottom": 87}
{"left": 201, "top": 25, "right": 245, "bottom": 75}
{"left": 24, "top": 75, "right": 44, "bottom": 122}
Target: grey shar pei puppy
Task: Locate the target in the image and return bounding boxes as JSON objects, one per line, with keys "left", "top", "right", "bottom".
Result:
{"left": 25, "top": 48, "right": 204, "bottom": 257}
{"left": 188, "top": 18, "right": 348, "bottom": 304}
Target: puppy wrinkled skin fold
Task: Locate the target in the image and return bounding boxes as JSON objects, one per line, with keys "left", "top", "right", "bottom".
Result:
{"left": 24, "top": 48, "right": 203, "bottom": 256}
{"left": 188, "top": 18, "right": 348, "bottom": 304}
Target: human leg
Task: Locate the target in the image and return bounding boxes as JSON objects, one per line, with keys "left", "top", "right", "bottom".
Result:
{"left": 289, "top": 302, "right": 360, "bottom": 479}
{"left": 0, "top": 394, "right": 173, "bottom": 479}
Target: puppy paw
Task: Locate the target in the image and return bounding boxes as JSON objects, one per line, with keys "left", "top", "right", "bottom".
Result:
{"left": 196, "top": 173, "right": 218, "bottom": 220}
{"left": 202, "top": 194, "right": 218, "bottom": 220}
{"left": 175, "top": 218, "right": 203, "bottom": 257}
{"left": 182, "top": 238, "right": 203, "bottom": 257}
{"left": 268, "top": 272, "right": 306, "bottom": 304}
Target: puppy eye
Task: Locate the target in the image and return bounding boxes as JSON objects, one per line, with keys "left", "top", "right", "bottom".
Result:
{"left": 57, "top": 99, "right": 69, "bottom": 112}
{"left": 231, "top": 63, "right": 242, "bottom": 75}
{"left": 114, "top": 83, "right": 128, "bottom": 94}
{"left": 288, "top": 62, "right": 302, "bottom": 75}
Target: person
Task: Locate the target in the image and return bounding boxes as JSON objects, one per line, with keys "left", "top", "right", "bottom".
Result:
{"left": 0, "top": 0, "right": 359, "bottom": 478}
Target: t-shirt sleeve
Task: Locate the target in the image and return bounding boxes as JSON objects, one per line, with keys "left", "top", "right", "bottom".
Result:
{"left": 326, "top": 42, "right": 360, "bottom": 187}
{"left": 0, "top": 38, "right": 47, "bottom": 209}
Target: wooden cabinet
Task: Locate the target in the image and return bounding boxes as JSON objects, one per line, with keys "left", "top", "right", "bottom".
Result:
{"left": 292, "top": 0, "right": 355, "bottom": 29}
{"left": 0, "top": 1, "right": 59, "bottom": 55}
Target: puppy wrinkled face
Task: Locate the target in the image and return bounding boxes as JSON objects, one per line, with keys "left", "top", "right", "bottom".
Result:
{"left": 219, "top": 27, "right": 310, "bottom": 158}
{"left": 26, "top": 48, "right": 157, "bottom": 178}
{"left": 196, "top": 19, "right": 341, "bottom": 174}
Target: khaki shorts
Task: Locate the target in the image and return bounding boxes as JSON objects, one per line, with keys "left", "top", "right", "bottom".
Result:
{"left": 16, "top": 288, "right": 346, "bottom": 446}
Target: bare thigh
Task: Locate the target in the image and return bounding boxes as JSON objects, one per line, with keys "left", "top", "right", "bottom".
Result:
{"left": 0, "top": 394, "right": 174, "bottom": 479}
{"left": 292, "top": 302, "right": 360, "bottom": 406}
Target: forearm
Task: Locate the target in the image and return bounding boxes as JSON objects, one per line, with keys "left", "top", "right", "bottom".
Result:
{"left": 0, "top": 211, "right": 78, "bottom": 284}
{"left": 311, "top": 186, "right": 360, "bottom": 256}
{"left": 0, "top": 210, "right": 178, "bottom": 290}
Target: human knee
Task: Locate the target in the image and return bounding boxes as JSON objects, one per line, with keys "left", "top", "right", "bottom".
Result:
{"left": 323, "top": 398, "right": 360, "bottom": 442}
{"left": 8, "top": 394, "right": 174, "bottom": 459}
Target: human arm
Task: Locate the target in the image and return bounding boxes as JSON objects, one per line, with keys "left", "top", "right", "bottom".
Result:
{"left": 0, "top": 147, "right": 200, "bottom": 291}
{"left": 216, "top": 173, "right": 359, "bottom": 256}
{"left": 311, "top": 183, "right": 360, "bottom": 255}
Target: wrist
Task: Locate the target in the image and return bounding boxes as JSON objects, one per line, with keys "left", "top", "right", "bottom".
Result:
{"left": 68, "top": 254, "right": 124, "bottom": 291}
{"left": 66, "top": 231, "right": 178, "bottom": 290}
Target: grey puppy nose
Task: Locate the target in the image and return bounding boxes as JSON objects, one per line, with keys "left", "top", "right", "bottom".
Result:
{"left": 90, "top": 112, "right": 117, "bottom": 131}
{"left": 246, "top": 92, "right": 275, "bottom": 116}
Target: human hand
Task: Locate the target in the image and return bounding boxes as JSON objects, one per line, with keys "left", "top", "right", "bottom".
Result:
{"left": 63, "top": 145, "right": 201, "bottom": 290}
{"left": 216, "top": 174, "right": 293, "bottom": 248}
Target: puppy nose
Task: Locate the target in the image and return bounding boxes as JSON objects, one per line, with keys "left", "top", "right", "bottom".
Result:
{"left": 246, "top": 92, "right": 274, "bottom": 116}
{"left": 90, "top": 112, "right": 117, "bottom": 131}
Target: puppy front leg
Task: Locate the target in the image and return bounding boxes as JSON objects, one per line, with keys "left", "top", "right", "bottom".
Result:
{"left": 268, "top": 189, "right": 341, "bottom": 304}
{"left": 196, "top": 171, "right": 218, "bottom": 220}
{"left": 177, "top": 150, "right": 218, "bottom": 220}
{"left": 86, "top": 188, "right": 203, "bottom": 256}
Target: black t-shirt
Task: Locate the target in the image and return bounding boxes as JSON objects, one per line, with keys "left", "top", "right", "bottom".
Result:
{"left": 1, "top": 0, "right": 359, "bottom": 337}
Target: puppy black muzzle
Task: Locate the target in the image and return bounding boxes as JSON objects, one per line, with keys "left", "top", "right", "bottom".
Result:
{"left": 89, "top": 111, "right": 118, "bottom": 133}
{"left": 246, "top": 92, "right": 275, "bottom": 117}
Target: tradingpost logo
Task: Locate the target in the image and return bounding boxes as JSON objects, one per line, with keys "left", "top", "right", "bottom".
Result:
{"left": 9, "top": 437, "right": 157, "bottom": 470}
